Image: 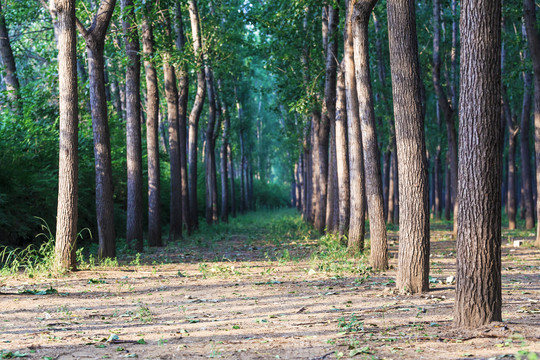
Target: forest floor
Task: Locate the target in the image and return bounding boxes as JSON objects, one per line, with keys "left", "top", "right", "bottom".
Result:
{"left": 1, "top": 209, "right": 539, "bottom": 360}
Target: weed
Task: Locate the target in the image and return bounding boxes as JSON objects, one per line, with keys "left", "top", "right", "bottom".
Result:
{"left": 338, "top": 313, "right": 364, "bottom": 333}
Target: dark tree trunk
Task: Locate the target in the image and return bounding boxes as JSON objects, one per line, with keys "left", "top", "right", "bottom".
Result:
{"left": 54, "top": 0, "right": 78, "bottom": 270}
{"left": 142, "top": 5, "right": 161, "bottom": 247}
{"left": 175, "top": 4, "right": 190, "bottom": 235}
{"left": 387, "top": 147, "right": 396, "bottom": 224}
{"left": 524, "top": 0, "right": 540, "bottom": 247}
{"left": 228, "top": 144, "right": 237, "bottom": 218}
{"left": 204, "top": 66, "right": 219, "bottom": 224}
{"left": 387, "top": 0, "right": 430, "bottom": 293}
{"left": 77, "top": 0, "right": 117, "bottom": 259}
{"left": 219, "top": 80, "right": 229, "bottom": 223}
{"left": 353, "top": 0, "right": 388, "bottom": 270}
{"left": 335, "top": 63, "right": 350, "bottom": 237}
{"left": 444, "top": 159, "right": 451, "bottom": 220}
{"left": 344, "top": 0, "right": 366, "bottom": 253}
{"left": 454, "top": 0, "right": 502, "bottom": 328}
{"left": 188, "top": 0, "right": 206, "bottom": 230}
{"left": 520, "top": 67, "right": 535, "bottom": 229}
{"left": 0, "top": 2, "right": 20, "bottom": 108}
{"left": 434, "top": 148, "right": 442, "bottom": 220}
{"left": 162, "top": 9, "right": 182, "bottom": 241}
{"left": 122, "top": 0, "right": 143, "bottom": 251}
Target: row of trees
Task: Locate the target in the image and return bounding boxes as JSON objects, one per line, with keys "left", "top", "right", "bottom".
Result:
{"left": 0, "top": 0, "right": 292, "bottom": 268}
{"left": 254, "top": 0, "right": 540, "bottom": 328}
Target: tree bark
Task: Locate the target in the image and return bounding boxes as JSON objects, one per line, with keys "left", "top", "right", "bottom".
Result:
{"left": 188, "top": 0, "right": 206, "bottom": 230}
{"left": 454, "top": 0, "right": 502, "bottom": 328}
{"left": 162, "top": 8, "right": 182, "bottom": 241}
{"left": 142, "top": 3, "right": 161, "bottom": 247}
{"left": 204, "top": 65, "right": 219, "bottom": 224}
{"left": 520, "top": 66, "right": 535, "bottom": 229}
{"left": 175, "top": 4, "right": 190, "bottom": 235}
{"left": 219, "top": 80, "right": 230, "bottom": 223}
{"left": 228, "top": 144, "right": 237, "bottom": 218}
{"left": 54, "top": 0, "right": 78, "bottom": 270}
{"left": 335, "top": 63, "right": 350, "bottom": 237}
{"left": 353, "top": 0, "right": 388, "bottom": 270}
{"left": 0, "top": 1, "right": 20, "bottom": 109}
{"left": 122, "top": 0, "right": 143, "bottom": 251}
{"left": 344, "top": 0, "right": 366, "bottom": 253}
{"left": 387, "top": 0, "right": 430, "bottom": 293}
{"left": 76, "top": 0, "right": 117, "bottom": 259}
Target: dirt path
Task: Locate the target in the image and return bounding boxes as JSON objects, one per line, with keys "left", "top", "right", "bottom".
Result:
{"left": 1, "top": 210, "right": 539, "bottom": 359}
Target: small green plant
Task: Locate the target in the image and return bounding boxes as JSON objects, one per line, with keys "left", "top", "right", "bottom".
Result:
{"left": 337, "top": 313, "right": 364, "bottom": 333}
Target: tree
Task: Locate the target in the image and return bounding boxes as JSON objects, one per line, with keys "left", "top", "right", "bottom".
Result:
{"left": 53, "top": 0, "right": 78, "bottom": 270}
{"left": 76, "top": 0, "right": 117, "bottom": 259}
{"left": 335, "top": 64, "right": 349, "bottom": 237}
{"left": 121, "top": 0, "right": 143, "bottom": 251}
{"left": 142, "top": 2, "right": 161, "bottom": 247}
{"left": 454, "top": 0, "right": 502, "bottom": 327}
{"left": 219, "top": 80, "right": 230, "bottom": 223}
{"left": 523, "top": 0, "right": 540, "bottom": 246}
{"left": 204, "top": 65, "right": 219, "bottom": 224}
{"left": 0, "top": 1, "right": 20, "bottom": 108}
{"left": 352, "top": 0, "right": 388, "bottom": 270}
{"left": 387, "top": 0, "right": 430, "bottom": 293}
{"left": 187, "top": 0, "right": 206, "bottom": 230}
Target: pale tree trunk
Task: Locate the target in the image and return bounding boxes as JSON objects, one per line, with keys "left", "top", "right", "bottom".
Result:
{"left": 219, "top": 80, "right": 229, "bottom": 223}
{"left": 344, "top": 0, "right": 366, "bottom": 253}
{"left": 188, "top": 0, "right": 206, "bottom": 230}
{"left": 433, "top": 0, "right": 458, "bottom": 235}
{"left": 204, "top": 65, "right": 219, "bottom": 224}
{"left": 161, "top": 9, "right": 182, "bottom": 241}
{"left": 76, "top": 0, "right": 117, "bottom": 259}
{"left": 0, "top": 2, "right": 20, "bottom": 109}
{"left": 454, "top": 0, "right": 502, "bottom": 328}
{"left": 324, "top": 5, "right": 339, "bottom": 233}
{"left": 335, "top": 63, "right": 350, "bottom": 237}
{"left": 53, "top": 0, "right": 78, "bottom": 270}
{"left": 387, "top": 148, "right": 396, "bottom": 223}
{"left": 142, "top": 4, "right": 161, "bottom": 247}
{"left": 122, "top": 0, "right": 143, "bottom": 251}
{"left": 353, "top": 0, "right": 388, "bottom": 270}
{"left": 387, "top": 0, "right": 430, "bottom": 293}
{"left": 175, "top": 4, "right": 190, "bottom": 234}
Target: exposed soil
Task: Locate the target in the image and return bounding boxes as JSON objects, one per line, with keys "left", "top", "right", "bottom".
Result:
{"left": 1, "top": 210, "right": 539, "bottom": 360}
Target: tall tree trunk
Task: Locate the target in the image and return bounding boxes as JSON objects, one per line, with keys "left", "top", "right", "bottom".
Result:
{"left": 188, "top": 0, "right": 206, "bottom": 230}
{"left": 142, "top": 4, "right": 161, "bottom": 247}
{"left": 204, "top": 65, "right": 218, "bottom": 224}
{"left": 344, "top": 0, "right": 366, "bottom": 253}
{"left": 175, "top": 4, "right": 190, "bottom": 235}
{"left": 219, "top": 81, "right": 230, "bottom": 223}
{"left": 335, "top": 63, "right": 350, "bottom": 237}
{"left": 228, "top": 144, "right": 237, "bottom": 218}
{"left": 353, "top": 0, "right": 388, "bottom": 270}
{"left": 0, "top": 2, "right": 20, "bottom": 108}
{"left": 162, "top": 8, "right": 182, "bottom": 241}
{"left": 54, "top": 0, "right": 78, "bottom": 270}
{"left": 433, "top": 0, "right": 458, "bottom": 235}
{"left": 122, "top": 0, "right": 143, "bottom": 251}
{"left": 387, "top": 147, "right": 396, "bottom": 223}
{"left": 520, "top": 66, "right": 535, "bottom": 229}
{"left": 76, "top": 0, "right": 117, "bottom": 259}
{"left": 387, "top": 0, "right": 430, "bottom": 293}
{"left": 454, "top": 0, "right": 502, "bottom": 327}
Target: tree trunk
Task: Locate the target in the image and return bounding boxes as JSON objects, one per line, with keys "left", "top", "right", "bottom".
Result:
{"left": 344, "top": 0, "right": 366, "bottom": 253}
{"left": 122, "top": 0, "right": 143, "bottom": 251}
{"left": 204, "top": 65, "right": 218, "bottom": 224}
{"left": 0, "top": 2, "right": 20, "bottom": 108}
{"left": 387, "top": 147, "right": 396, "bottom": 224}
{"left": 219, "top": 81, "right": 229, "bottom": 223}
{"left": 228, "top": 144, "right": 237, "bottom": 218}
{"left": 54, "top": 0, "right": 78, "bottom": 270}
{"left": 142, "top": 4, "right": 161, "bottom": 247}
{"left": 520, "top": 67, "right": 535, "bottom": 229}
{"left": 188, "top": 0, "right": 206, "bottom": 230}
{"left": 353, "top": 0, "right": 388, "bottom": 270}
{"left": 162, "top": 9, "right": 182, "bottom": 241}
{"left": 454, "top": 0, "right": 502, "bottom": 328}
{"left": 387, "top": 0, "right": 430, "bottom": 293}
{"left": 335, "top": 63, "right": 350, "bottom": 237}
{"left": 77, "top": 0, "right": 118, "bottom": 259}
{"left": 175, "top": 4, "right": 190, "bottom": 235}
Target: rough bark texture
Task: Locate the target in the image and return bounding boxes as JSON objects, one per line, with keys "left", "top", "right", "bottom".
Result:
{"left": 77, "top": 0, "right": 117, "bottom": 259}
{"left": 387, "top": 0, "right": 430, "bottom": 293}
{"left": 204, "top": 66, "right": 219, "bottom": 224}
{"left": 353, "top": 0, "right": 388, "bottom": 271}
{"left": 142, "top": 5, "right": 161, "bottom": 247}
{"left": 161, "top": 9, "right": 182, "bottom": 242}
{"left": 188, "top": 0, "right": 206, "bottom": 230}
{"left": 219, "top": 80, "right": 230, "bottom": 223}
{"left": 0, "top": 1, "right": 20, "bottom": 108}
{"left": 344, "top": 0, "right": 366, "bottom": 253}
{"left": 454, "top": 0, "right": 502, "bottom": 328}
{"left": 54, "top": 0, "right": 78, "bottom": 270}
{"left": 175, "top": 4, "right": 190, "bottom": 235}
{"left": 523, "top": 0, "right": 540, "bottom": 245}
{"left": 520, "top": 66, "right": 535, "bottom": 230}
{"left": 335, "top": 64, "right": 350, "bottom": 237}
{"left": 122, "top": 0, "right": 143, "bottom": 252}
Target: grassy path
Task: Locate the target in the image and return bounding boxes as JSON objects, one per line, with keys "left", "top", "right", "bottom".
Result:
{"left": 1, "top": 209, "right": 539, "bottom": 359}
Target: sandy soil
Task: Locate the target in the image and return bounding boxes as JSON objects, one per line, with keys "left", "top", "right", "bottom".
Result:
{"left": 1, "top": 216, "right": 539, "bottom": 360}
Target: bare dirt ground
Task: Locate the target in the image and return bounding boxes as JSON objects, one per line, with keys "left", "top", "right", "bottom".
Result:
{"left": 1, "top": 210, "right": 539, "bottom": 360}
